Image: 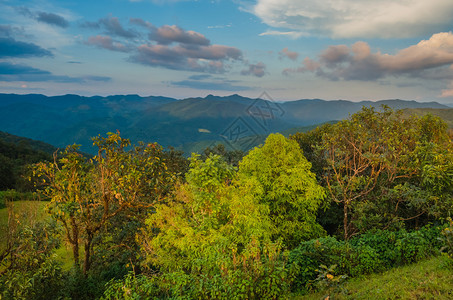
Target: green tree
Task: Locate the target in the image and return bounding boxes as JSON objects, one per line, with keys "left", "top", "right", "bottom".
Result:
{"left": 202, "top": 143, "right": 245, "bottom": 166}
{"left": 34, "top": 133, "right": 174, "bottom": 275}
{"left": 238, "top": 133, "right": 326, "bottom": 249}
{"left": 138, "top": 154, "right": 295, "bottom": 298}
{"left": 312, "top": 106, "right": 453, "bottom": 239}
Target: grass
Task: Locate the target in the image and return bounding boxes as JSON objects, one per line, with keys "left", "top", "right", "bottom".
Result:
{"left": 297, "top": 255, "right": 453, "bottom": 300}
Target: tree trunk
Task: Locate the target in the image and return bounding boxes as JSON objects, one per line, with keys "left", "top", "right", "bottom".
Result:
{"left": 83, "top": 233, "right": 93, "bottom": 275}
{"left": 70, "top": 216, "right": 80, "bottom": 268}
{"left": 343, "top": 203, "right": 349, "bottom": 240}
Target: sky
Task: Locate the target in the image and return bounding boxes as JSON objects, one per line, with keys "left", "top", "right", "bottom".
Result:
{"left": 2, "top": 0, "right": 453, "bottom": 103}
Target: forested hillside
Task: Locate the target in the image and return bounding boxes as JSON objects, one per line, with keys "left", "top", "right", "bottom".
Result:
{"left": 0, "top": 131, "right": 55, "bottom": 190}
{"left": 403, "top": 107, "right": 453, "bottom": 129}
{"left": 0, "top": 93, "right": 447, "bottom": 154}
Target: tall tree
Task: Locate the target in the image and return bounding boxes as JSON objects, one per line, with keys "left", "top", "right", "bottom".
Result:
{"left": 34, "top": 133, "right": 174, "bottom": 274}
{"left": 314, "top": 106, "right": 453, "bottom": 239}
{"left": 139, "top": 154, "right": 294, "bottom": 298}
{"left": 238, "top": 133, "right": 326, "bottom": 248}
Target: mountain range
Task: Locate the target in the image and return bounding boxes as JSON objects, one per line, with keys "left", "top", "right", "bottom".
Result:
{"left": 0, "top": 93, "right": 449, "bottom": 154}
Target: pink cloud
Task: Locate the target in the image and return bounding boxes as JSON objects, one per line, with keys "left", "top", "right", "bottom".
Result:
{"left": 285, "top": 32, "right": 453, "bottom": 81}
{"left": 85, "top": 35, "right": 130, "bottom": 52}
{"left": 279, "top": 47, "right": 299, "bottom": 61}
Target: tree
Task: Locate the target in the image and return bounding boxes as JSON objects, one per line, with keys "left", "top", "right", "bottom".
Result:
{"left": 138, "top": 154, "right": 296, "bottom": 298}
{"left": 34, "top": 133, "right": 174, "bottom": 274}
{"left": 290, "top": 123, "right": 343, "bottom": 236}
{"left": 315, "top": 106, "right": 453, "bottom": 239}
{"left": 238, "top": 133, "right": 326, "bottom": 248}
{"left": 290, "top": 123, "right": 333, "bottom": 183}
{"left": 202, "top": 143, "right": 245, "bottom": 166}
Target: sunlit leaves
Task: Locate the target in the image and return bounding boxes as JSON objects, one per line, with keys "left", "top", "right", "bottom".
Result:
{"left": 33, "top": 132, "right": 174, "bottom": 274}
{"left": 238, "top": 133, "right": 326, "bottom": 248}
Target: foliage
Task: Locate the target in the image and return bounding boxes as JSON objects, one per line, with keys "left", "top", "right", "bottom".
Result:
{"left": 2, "top": 113, "right": 451, "bottom": 299}
{"left": 312, "top": 264, "right": 347, "bottom": 299}
{"left": 0, "top": 190, "right": 37, "bottom": 209}
{"left": 289, "top": 226, "right": 442, "bottom": 291}
{"left": 238, "top": 133, "right": 327, "bottom": 249}
{"left": 161, "top": 146, "right": 190, "bottom": 180}
{"left": 102, "top": 272, "right": 161, "bottom": 300}
{"left": 0, "top": 201, "right": 65, "bottom": 300}
{"left": 202, "top": 143, "right": 245, "bottom": 167}
{"left": 33, "top": 132, "right": 175, "bottom": 274}
{"left": 0, "top": 133, "right": 54, "bottom": 191}
{"left": 59, "top": 267, "right": 110, "bottom": 300}
{"left": 138, "top": 154, "right": 296, "bottom": 298}
{"left": 294, "top": 106, "right": 453, "bottom": 239}
{"left": 290, "top": 123, "right": 333, "bottom": 183}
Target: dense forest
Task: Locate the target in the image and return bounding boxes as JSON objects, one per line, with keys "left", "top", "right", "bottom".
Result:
{"left": 1, "top": 106, "right": 453, "bottom": 299}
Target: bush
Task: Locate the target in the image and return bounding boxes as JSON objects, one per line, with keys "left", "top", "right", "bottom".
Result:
{"left": 349, "top": 230, "right": 400, "bottom": 269}
{"left": 290, "top": 226, "right": 443, "bottom": 291}
{"left": 102, "top": 272, "right": 161, "bottom": 300}
{"left": 0, "top": 220, "right": 65, "bottom": 300}
{"left": 396, "top": 230, "right": 431, "bottom": 263}
{"left": 62, "top": 268, "right": 110, "bottom": 300}
{"left": 0, "top": 257, "right": 66, "bottom": 300}
{"left": 289, "top": 236, "right": 349, "bottom": 292}
{"left": 103, "top": 256, "right": 297, "bottom": 300}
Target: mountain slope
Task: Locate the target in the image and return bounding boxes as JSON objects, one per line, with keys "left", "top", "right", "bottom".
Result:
{"left": 402, "top": 107, "right": 453, "bottom": 129}
{"left": 0, "top": 131, "right": 57, "bottom": 190}
{"left": 0, "top": 93, "right": 448, "bottom": 154}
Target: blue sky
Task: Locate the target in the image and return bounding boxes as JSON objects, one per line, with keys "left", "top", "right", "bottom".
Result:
{"left": 2, "top": 0, "right": 453, "bottom": 103}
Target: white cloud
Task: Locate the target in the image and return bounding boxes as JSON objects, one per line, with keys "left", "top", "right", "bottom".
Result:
{"left": 252, "top": 0, "right": 453, "bottom": 38}
{"left": 259, "top": 30, "right": 304, "bottom": 39}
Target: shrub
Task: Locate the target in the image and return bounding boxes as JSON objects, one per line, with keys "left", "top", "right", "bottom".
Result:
{"left": 290, "top": 226, "right": 443, "bottom": 291}
{"left": 0, "top": 257, "right": 66, "bottom": 300}
{"left": 289, "top": 236, "right": 349, "bottom": 292}
{"left": 102, "top": 272, "right": 161, "bottom": 300}
{"left": 0, "top": 220, "right": 65, "bottom": 300}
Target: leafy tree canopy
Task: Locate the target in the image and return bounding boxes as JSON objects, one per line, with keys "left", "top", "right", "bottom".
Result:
{"left": 238, "top": 133, "right": 327, "bottom": 248}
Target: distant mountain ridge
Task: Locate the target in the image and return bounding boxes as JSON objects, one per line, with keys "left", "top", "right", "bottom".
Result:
{"left": 0, "top": 93, "right": 448, "bottom": 154}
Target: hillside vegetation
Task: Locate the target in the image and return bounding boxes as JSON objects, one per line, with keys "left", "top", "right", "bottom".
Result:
{"left": 404, "top": 107, "right": 453, "bottom": 129}
{"left": 0, "top": 131, "right": 55, "bottom": 190}
{"left": 0, "top": 93, "right": 447, "bottom": 154}
{"left": 0, "top": 106, "right": 452, "bottom": 299}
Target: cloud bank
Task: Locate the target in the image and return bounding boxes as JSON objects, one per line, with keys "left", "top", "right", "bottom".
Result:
{"left": 84, "top": 17, "right": 245, "bottom": 73}
{"left": 17, "top": 7, "right": 69, "bottom": 28}
{"left": 0, "top": 62, "right": 110, "bottom": 83}
{"left": 0, "top": 37, "right": 53, "bottom": 58}
{"left": 253, "top": 0, "right": 453, "bottom": 38}
{"left": 83, "top": 16, "right": 139, "bottom": 38}
{"left": 284, "top": 32, "right": 453, "bottom": 81}
{"left": 85, "top": 35, "right": 131, "bottom": 52}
